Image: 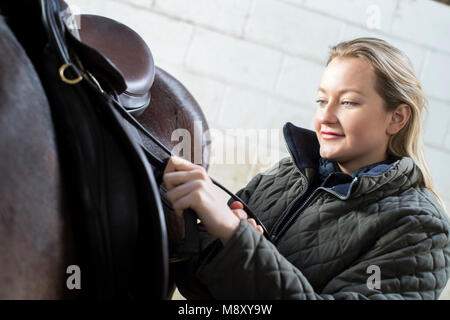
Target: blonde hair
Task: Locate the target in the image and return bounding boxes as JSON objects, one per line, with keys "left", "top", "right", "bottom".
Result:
{"left": 327, "top": 37, "right": 447, "bottom": 214}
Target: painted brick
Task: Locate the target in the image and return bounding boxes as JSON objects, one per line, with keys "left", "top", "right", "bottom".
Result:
{"left": 304, "top": 0, "right": 397, "bottom": 33}
{"left": 391, "top": 0, "right": 450, "bottom": 54}
{"left": 117, "top": 0, "right": 154, "bottom": 9}
{"left": 421, "top": 51, "right": 450, "bottom": 102}
{"left": 424, "top": 145, "right": 450, "bottom": 198}
{"left": 277, "top": 0, "right": 305, "bottom": 7}
{"left": 444, "top": 129, "right": 450, "bottom": 151}
{"left": 276, "top": 56, "right": 325, "bottom": 106}
{"left": 217, "top": 86, "right": 315, "bottom": 132}
{"left": 424, "top": 99, "right": 450, "bottom": 147}
{"left": 340, "top": 25, "right": 426, "bottom": 74}
{"left": 186, "top": 29, "right": 283, "bottom": 92}
{"left": 153, "top": 0, "right": 253, "bottom": 35}
{"left": 245, "top": 0, "right": 343, "bottom": 62}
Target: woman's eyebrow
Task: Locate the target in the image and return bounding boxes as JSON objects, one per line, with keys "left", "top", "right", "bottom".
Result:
{"left": 318, "top": 87, "right": 364, "bottom": 95}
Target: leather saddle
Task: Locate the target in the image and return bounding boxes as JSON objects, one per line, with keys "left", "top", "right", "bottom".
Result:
{"left": 73, "top": 12, "right": 212, "bottom": 258}
{"left": 77, "top": 14, "right": 154, "bottom": 117}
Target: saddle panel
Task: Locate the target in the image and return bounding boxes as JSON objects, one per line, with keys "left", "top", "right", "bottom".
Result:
{"left": 137, "top": 67, "right": 211, "bottom": 171}
{"left": 136, "top": 67, "right": 211, "bottom": 257}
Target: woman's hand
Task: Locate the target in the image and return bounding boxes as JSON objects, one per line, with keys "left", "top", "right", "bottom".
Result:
{"left": 163, "top": 156, "right": 241, "bottom": 245}
{"left": 229, "top": 201, "right": 264, "bottom": 234}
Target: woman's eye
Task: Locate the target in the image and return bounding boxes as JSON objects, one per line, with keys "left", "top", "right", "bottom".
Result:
{"left": 342, "top": 101, "right": 358, "bottom": 107}
{"left": 315, "top": 99, "right": 327, "bottom": 106}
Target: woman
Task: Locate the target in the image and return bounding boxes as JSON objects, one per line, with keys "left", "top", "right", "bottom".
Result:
{"left": 163, "top": 38, "right": 450, "bottom": 299}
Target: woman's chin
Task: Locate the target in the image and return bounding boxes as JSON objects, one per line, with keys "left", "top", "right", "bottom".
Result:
{"left": 319, "top": 148, "right": 342, "bottom": 161}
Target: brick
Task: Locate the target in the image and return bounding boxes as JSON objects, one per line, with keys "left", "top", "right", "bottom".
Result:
{"left": 391, "top": 0, "right": 450, "bottom": 54}
{"left": 277, "top": 0, "right": 305, "bottom": 7}
{"left": 424, "top": 145, "right": 450, "bottom": 200}
{"left": 340, "top": 25, "right": 426, "bottom": 74}
{"left": 217, "top": 86, "right": 315, "bottom": 131}
{"left": 423, "top": 99, "right": 450, "bottom": 147}
{"left": 245, "top": 0, "right": 343, "bottom": 61}
{"left": 153, "top": 0, "right": 253, "bottom": 35}
{"left": 117, "top": 0, "right": 154, "bottom": 9}
{"left": 444, "top": 129, "right": 450, "bottom": 150}
{"left": 186, "top": 29, "right": 283, "bottom": 92}
{"left": 276, "top": 56, "right": 325, "bottom": 105}
{"left": 304, "top": 0, "right": 397, "bottom": 33}
{"left": 421, "top": 51, "right": 450, "bottom": 102}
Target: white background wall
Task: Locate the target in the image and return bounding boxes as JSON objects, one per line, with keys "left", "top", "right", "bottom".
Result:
{"left": 65, "top": 0, "right": 450, "bottom": 299}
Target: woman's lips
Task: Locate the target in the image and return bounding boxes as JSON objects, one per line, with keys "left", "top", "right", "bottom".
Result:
{"left": 321, "top": 132, "right": 345, "bottom": 140}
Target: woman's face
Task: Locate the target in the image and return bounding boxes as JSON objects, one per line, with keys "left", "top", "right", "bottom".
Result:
{"left": 313, "top": 56, "right": 392, "bottom": 174}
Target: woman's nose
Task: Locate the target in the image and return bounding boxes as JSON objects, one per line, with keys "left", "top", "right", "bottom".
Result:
{"left": 317, "top": 100, "right": 339, "bottom": 123}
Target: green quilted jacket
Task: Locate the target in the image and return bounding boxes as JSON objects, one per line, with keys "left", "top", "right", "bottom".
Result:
{"left": 174, "top": 122, "right": 450, "bottom": 299}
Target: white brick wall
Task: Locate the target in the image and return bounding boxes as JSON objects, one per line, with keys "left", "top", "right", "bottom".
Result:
{"left": 65, "top": 0, "right": 450, "bottom": 299}
{"left": 245, "top": 0, "right": 343, "bottom": 62}
{"left": 153, "top": 0, "right": 253, "bottom": 35}
{"left": 186, "top": 28, "right": 283, "bottom": 91}
{"left": 391, "top": 0, "right": 450, "bottom": 54}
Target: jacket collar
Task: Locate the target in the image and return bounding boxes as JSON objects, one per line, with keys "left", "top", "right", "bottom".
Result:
{"left": 282, "top": 122, "right": 320, "bottom": 172}
{"left": 282, "top": 122, "right": 409, "bottom": 198}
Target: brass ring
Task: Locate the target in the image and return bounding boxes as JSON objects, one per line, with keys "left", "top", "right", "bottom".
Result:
{"left": 58, "top": 63, "right": 83, "bottom": 85}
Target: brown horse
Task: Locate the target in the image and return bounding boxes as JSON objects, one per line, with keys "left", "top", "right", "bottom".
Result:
{"left": 0, "top": 13, "right": 76, "bottom": 299}
{"left": 0, "top": 8, "right": 210, "bottom": 299}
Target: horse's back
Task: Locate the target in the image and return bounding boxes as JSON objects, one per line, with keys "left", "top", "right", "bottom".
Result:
{"left": 0, "top": 15, "right": 76, "bottom": 299}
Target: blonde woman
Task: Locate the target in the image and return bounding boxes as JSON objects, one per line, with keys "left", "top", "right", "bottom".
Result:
{"left": 163, "top": 38, "right": 450, "bottom": 299}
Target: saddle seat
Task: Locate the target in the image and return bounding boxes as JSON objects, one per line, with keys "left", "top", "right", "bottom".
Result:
{"left": 78, "top": 14, "right": 155, "bottom": 116}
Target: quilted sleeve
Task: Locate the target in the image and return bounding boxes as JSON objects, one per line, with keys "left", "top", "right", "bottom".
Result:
{"left": 173, "top": 172, "right": 266, "bottom": 299}
{"left": 196, "top": 213, "right": 450, "bottom": 299}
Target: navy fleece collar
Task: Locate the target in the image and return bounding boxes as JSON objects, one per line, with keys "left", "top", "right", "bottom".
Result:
{"left": 283, "top": 122, "right": 400, "bottom": 189}
{"left": 283, "top": 122, "right": 320, "bottom": 172}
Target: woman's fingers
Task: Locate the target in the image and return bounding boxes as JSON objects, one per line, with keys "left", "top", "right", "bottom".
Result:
{"left": 163, "top": 156, "right": 206, "bottom": 189}
{"left": 247, "top": 218, "right": 264, "bottom": 234}
{"left": 170, "top": 191, "right": 197, "bottom": 219}
{"left": 164, "top": 156, "right": 197, "bottom": 174}
{"left": 229, "top": 201, "right": 243, "bottom": 210}
{"left": 248, "top": 218, "right": 257, "bottom": 229}
{"left": 255, "top": 225, "right": 264, "bottom": 234}
{"left": 231, "top": 208, "right": 247, "bottom": 220}
{"left": 164, "top": 166, "right": 208, "bottom": 190}
{"left": 166, "top": 179, "right": 204, "bottom": 205}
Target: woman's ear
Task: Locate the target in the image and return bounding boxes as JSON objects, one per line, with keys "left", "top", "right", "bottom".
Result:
{"left": 387, "top": 103, "right": 411, "bottom": 135}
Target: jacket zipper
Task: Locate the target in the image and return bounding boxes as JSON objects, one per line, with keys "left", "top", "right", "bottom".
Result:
{"left": 269, "top": 172, "right": 330, "bottom": 243}
{"left": 267, "top": 139, "right": 311, "bottom": 237}
{"left": 270, "top": 134, "right": 358, "bottom": 242}
{"left": 270, "top": 175, "right": 359, "bottom": 243}
{"left": 268, "top": 136, "right": 322, "bottom": 241}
